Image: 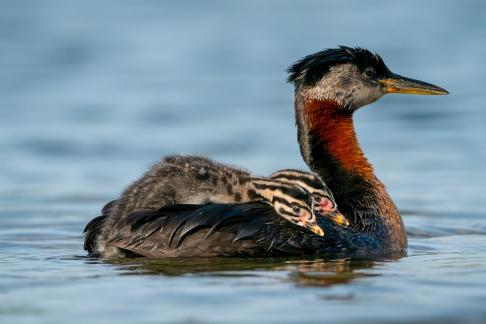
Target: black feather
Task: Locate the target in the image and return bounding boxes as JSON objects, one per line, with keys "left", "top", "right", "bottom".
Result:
{"left": 83, "top": 215, "right": 105, "bottom": 253}
{"left": 84, "top": 200, "right": 399, "bottom": 258}
{"left": 287, "top": 46, "right": 391, "bottom": 86}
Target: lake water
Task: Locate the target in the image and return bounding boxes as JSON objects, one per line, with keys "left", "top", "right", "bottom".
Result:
{"left": 1, "top": 1, "right": 486, "bottom": 323}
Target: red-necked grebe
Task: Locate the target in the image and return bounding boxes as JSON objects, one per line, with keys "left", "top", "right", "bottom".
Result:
{"left": 84, "top": 46, "right": 448, "bottom": 258}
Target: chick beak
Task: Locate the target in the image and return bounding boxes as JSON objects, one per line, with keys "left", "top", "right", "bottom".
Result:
{"left": 327, "top": 210, "right": 350, "bottom": 227}
{"left": 306, "top": 223, "right": 325, "bottom": 236}
{"left": 378, "top": 73, "right": 449, "bottom": 95}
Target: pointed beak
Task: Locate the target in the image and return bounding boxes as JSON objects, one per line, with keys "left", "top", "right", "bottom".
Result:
{"left": 326, "top": 210, "right": 350, "bottom": 227}
{"left": 378, "top": 73, "right": 449, "bottom": 95}
{"left": 306, "top": 223, "right": 325, "bottom": 237}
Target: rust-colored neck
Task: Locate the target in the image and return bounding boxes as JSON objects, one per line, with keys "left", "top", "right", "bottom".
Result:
{"left": 304, "top": 99, "right": 374, "bottom": 179}
{"left": 295, "top": 96, "right": 407, "bottom": 251}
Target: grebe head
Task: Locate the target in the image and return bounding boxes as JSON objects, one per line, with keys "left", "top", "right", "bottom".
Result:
{"left": 288, "top": 46, "right": 448, "bottom": 110}
{"left": 269, "top": 169, "right": 349, "bottom": 227}
{"left": 252, "top": 181, "right": 324, "bottom": 236}
{"left": 270, "top": 185, "right": 324, "bottom": 236}
{"left": 269, "top": 169, "right": 336, "bottom": 210}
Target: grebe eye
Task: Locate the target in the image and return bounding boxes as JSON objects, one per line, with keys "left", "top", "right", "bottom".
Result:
{"left": 312, "top": 194, "right": 322, "bottom": 203}
{"left": 364, "top": 67, "right": 375, "bottom": 78}
{"left": 292, "top": 206, "right": 301, "bottom": 214}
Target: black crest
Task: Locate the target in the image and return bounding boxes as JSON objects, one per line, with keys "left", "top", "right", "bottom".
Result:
{"left": 287, "top": 46, "right": 390, "bottom": 86}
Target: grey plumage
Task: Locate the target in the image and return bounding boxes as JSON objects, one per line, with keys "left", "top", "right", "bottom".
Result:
{"left": 289, "top": 47, "right": 390, "bottom": 110}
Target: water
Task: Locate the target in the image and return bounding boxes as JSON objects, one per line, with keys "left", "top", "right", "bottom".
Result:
{"left": 1, "top": 1, "right": 486, "bottom": 323}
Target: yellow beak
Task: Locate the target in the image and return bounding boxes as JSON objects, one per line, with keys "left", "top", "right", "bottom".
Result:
{"left": 379, "top": 73, "right": 449, "bottom": 95}
{"left": 307, "top": 223, "right": 325, "bottom": 237}
{"left": 326, "top": 210, "right": 350, "bottom": 227}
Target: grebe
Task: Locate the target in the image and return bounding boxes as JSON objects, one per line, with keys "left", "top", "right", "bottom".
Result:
{"left": 287, "top": 46, "right": 446, "bottom": 254}
{"left": 89, "top": 155, "right": 352, "bottom": 257}
{"left": 269, "top": 169, "right": 349, "bottom": 227}
{"left": 84, "top": 46, "right": 448, "bottom": 258}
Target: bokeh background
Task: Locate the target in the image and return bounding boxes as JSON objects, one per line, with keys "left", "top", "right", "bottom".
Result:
{"left": 1, "top": 1, "right": 486, "bottom": 323}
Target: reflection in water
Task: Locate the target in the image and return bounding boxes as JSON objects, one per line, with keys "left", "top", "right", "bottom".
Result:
{"left": 104, "top": 256, "right": 383, "bottom": 288}
{"left": 289, "top": 259, "right": 378, "bottom": 287}
{"left": 107, "top": 257, "right": 292, "bottom": 275}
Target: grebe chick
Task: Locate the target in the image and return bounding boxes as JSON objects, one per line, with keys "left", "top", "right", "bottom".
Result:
{"left": 105, "top": 155, "right": 325, "bottom": 236}
{"left": 269, "top": 169, "right": 349, "bottom": 227}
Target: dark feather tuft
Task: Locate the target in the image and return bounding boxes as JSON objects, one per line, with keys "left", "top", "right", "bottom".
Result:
{"left": 83, "top": 215, "right": 106, "bottom": 253}
{"left": 287, "top": 46, "right": 390, "bottom": 86}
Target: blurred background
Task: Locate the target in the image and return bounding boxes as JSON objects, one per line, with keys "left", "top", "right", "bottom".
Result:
{"left": 1, "top": 1, "right": 486, "bottom": 323}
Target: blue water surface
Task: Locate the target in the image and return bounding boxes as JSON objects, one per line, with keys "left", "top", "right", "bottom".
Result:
{"left": 1, "top": 1, "right": 486, "bottom": 323}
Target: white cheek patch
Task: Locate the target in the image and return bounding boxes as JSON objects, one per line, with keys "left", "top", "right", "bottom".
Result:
{"left": 301, "top": 63, "right": 384, "bottom": 109}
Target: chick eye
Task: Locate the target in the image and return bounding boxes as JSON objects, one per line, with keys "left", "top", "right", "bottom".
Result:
{"left": 292, "top": 206, "right": 301, "bottom": 214}
{"left": 312, "top": 194, "right": 322, "bottom": 203}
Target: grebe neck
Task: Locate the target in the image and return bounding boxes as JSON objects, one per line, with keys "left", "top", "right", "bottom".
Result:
{"left": 294, "top": 92, "right": 407, "bottom": 250}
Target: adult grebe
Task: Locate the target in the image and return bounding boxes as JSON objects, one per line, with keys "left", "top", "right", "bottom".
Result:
{"left": 84, "top": 46, "right": 448, "bottom": 258}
